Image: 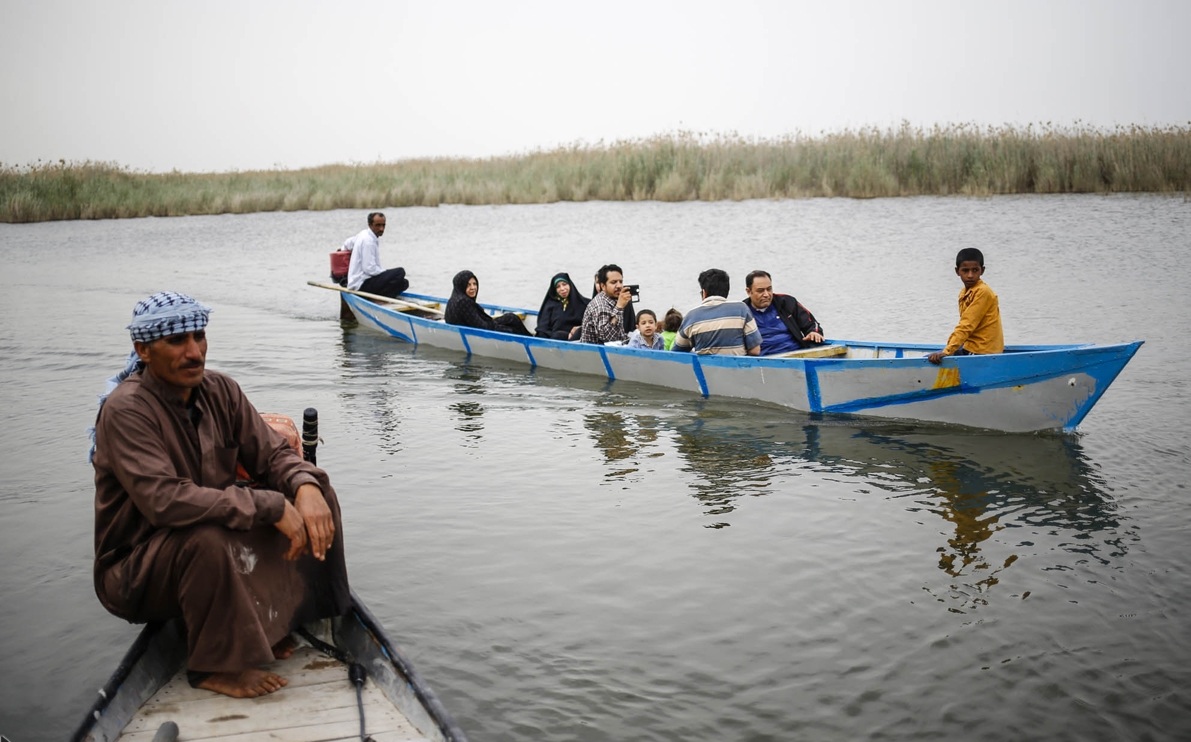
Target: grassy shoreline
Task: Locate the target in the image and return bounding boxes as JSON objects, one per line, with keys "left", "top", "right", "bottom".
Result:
{"left": 3, "top": 124, "right": 1189, "bottom": 223}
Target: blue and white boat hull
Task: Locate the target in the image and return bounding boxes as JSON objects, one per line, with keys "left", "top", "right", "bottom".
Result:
{"left": 340, "top": 290, "right": 1142, "bottom": 433}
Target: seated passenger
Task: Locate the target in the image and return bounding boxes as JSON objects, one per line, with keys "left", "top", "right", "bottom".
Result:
{"left": 592, "top": 270, "right": 636, "bottom": 335}
{"left": 580, "top": 264, "right": 633, "bottom": 344}
{"left": 742, "top": 270, "right": 824, "bottom": 355}
{"left": 342, "top": 212, "right": 409, "bottom": 298}
{"left": 627, "top": 309, "right": 665, "bottom": 349}
{"left": 660, "top": 308, "right": 683, "bottom": 351}
{"left": 536, "top": 272, "right": 589, "bottom": 341}
{"left": 673, "top": 268, "right": 762, "bottom": 356}
{"left": 444, "top": 270, "right": 531, "bottom": 336}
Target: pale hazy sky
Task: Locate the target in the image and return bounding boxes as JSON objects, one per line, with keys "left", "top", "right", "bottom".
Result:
{"left": 3, "top": 0, "right": 1188, "bottom": 173}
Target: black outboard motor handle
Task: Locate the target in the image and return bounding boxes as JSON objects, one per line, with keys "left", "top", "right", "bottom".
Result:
{"left": 302, "top": 408, "right": 319, "bottom": 466}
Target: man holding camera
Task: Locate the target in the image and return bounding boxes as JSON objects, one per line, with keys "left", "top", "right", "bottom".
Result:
{"left": 580, "top": 264, "right": 634, "bottom": 344}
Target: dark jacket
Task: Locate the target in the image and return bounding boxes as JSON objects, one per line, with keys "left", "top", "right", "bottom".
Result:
{"left": 445, "top": 270, "right": 532, "bottom": 336}
{"left": 745, "top": 293, "right": 823, "bottom": 347}
{"left": 536, "top": 272, "right": 589, "bottom": 340}
{"left": 445, "top": 270, "right": 495, "bottom": 330}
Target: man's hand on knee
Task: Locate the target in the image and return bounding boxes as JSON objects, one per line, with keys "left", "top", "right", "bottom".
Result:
{"left": 295, "top": 484, "right": 334, "bottom": 561}
{"left": 274, "top": 500, "right": 308, "bottom": 560}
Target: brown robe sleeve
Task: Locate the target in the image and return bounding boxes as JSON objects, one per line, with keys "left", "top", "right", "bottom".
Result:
{"left": 95, "top": 373, "right": 284, "bottom": 534}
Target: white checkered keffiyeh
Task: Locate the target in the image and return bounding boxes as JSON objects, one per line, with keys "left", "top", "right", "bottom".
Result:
{"left": 88, "top": 292, "right": 213, "bottom": 462}
{"left": 126, "top": 291, "right": 213, "bottom": 343}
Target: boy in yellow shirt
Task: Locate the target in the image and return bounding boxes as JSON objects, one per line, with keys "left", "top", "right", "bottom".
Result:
{"left": 928, "top": 248, "right": 1004, "bottom": 364}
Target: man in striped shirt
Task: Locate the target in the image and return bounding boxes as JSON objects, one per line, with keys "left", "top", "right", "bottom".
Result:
{"left": 672, "top": 269, "right": 762, "bottom": 356}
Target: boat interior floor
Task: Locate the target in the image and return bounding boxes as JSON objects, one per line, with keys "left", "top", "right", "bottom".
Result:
{"left": 115, "top": 642, "right": 430, "bottom": 741}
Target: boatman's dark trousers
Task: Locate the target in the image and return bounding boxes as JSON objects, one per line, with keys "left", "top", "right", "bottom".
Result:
{"left": 360, "top": 267, "right": 409, "bottom": 299}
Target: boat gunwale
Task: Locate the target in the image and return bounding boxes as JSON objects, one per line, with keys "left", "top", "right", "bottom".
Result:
{"left": 351, "top": 291, "right": 1143, "bottom": 363}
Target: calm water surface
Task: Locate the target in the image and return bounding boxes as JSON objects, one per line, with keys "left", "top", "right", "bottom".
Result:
{"left": 1, "top": 195, "right": 1189, "bottom": 741}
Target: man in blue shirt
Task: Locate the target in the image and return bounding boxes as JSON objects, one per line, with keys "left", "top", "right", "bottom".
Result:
{"left": 743, "top": 270, "right": 824, "bottom": 355}
{"left": 673, "top": 269, "right": 762, "bottom": 355}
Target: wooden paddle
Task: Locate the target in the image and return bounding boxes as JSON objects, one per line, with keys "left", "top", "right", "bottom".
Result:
{"left": 306, "top": 281, "right": 445, "bottom": 317}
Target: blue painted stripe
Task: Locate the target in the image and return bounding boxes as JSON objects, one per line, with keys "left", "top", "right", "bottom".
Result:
{"left": 806, "top": 365, "right": 823, "bottom": 412}
{"left": 352, "top": 302, "right": 415, "bottom": 343}
{"left": 525, "top": 343, "right": 536, "bottom": 368}
{"left": 691, "top": 357, "right": 709, "bottom": 397}
{"left": 460, "top": 332, "right": 472, "bottom": 356}
{"left": 599, "top": 347, "right": 615, "bottom": 380}
{"left": 819, "top": 344, "right": 1144, "bottom": 419}
{"left": 822, "top": 382, "right": 979, "bottom": 415}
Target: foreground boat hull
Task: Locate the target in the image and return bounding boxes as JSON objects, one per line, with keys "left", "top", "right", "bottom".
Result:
{"left": 342, "top": 291, "right": 1142, "bottom": 433}
{"left": 72, "top": 591, "right": 467, "bottom": 741}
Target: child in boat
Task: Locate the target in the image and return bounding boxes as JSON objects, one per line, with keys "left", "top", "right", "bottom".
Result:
{"left": 627, "top": 309, "right": 665, "bottom": 349}
{"left": 928, "top": 248, "right": 1004, "bottom": 364}
{"left": 661, "top": 308, "right": 683, "bottom": 350}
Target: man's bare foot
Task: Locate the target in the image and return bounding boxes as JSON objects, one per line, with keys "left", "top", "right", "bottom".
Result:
{"left": 271, "top": 634, "right": 299, "bottom": 660}
{"left": 194, "top": 669, "right": 288, "bottom": 698}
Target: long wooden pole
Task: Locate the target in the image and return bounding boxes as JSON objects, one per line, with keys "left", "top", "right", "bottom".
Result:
{"left": 306, "top": 281, "right": 445, "bottom": 317}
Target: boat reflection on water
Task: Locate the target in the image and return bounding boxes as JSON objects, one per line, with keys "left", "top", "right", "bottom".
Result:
{"left": 338, "top": 331, "right": 492, "bottom": 446}
{"left": 337, "top": 325, "right": 410, "bottom": 456}
{"left": 338, "top": 338, "right": 1130, "bottom": 613}
{"left": 582, "top": 409, "right": 664, "bottom": 483}
{"left": 584, "top": 402, "right": 1131, "bottom": 611}
{"left": 443, "top": 361, "right": 488, "bottom": 445}
{"left": 787, "top": 420, "right": 1128, "bottom": 610}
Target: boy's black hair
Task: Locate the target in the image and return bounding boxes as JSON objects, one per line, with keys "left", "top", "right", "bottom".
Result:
{"left": 663, "top": 308, "right": 683, "bottom": 332}
{"left": 635, "top": 309, "right": 657, "bottom": 323}
{"left": 956, "top": 248, "right": 984, "bottom": 267}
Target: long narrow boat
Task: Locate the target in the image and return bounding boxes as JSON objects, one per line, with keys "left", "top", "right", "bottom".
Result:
{"left": 309, "top": 282, "right": 1143, "bottom": 434}
{"left": 74, "top": 409, "right": 468, "bottom": 742}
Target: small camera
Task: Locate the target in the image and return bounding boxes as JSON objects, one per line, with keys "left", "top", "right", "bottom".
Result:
{"left": 624, "top": 284, "right": 640, "bottom": 300}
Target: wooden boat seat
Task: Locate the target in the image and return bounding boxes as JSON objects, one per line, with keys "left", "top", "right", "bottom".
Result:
{"left": 773, "top": 344, "right": 849, "bottom": 359}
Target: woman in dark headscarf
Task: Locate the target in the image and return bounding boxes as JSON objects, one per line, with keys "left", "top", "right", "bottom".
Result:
{"left": 536, "top": 272, "right": 589, "bottom": 341}
{"left": 444, "top": 270, "right": 531, "bottom": 336}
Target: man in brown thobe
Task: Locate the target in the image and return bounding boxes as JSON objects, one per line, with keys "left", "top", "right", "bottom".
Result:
{"left": 91, "top": 291, "right": 350, "bottom": 698}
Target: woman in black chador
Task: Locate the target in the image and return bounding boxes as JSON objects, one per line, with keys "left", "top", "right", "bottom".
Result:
{"left": 535, "top": 272, "right": 589, "bottom": 341}
{"left": 444, "top": 270, "right": 531, "bottom": 336}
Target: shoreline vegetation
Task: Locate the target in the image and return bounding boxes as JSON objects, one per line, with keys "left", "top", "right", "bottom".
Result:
{"left": 3, "top": 123, "right": 1189, "bottom": 223}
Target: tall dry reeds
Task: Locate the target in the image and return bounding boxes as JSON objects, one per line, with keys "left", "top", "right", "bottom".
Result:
{"left": 3, "top": 123, "right": 1189, "bottom": 223}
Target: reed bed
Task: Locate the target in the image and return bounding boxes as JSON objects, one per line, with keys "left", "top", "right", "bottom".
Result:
{"left": 3, "top": 123, "right": 1188, "bottom": 223}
